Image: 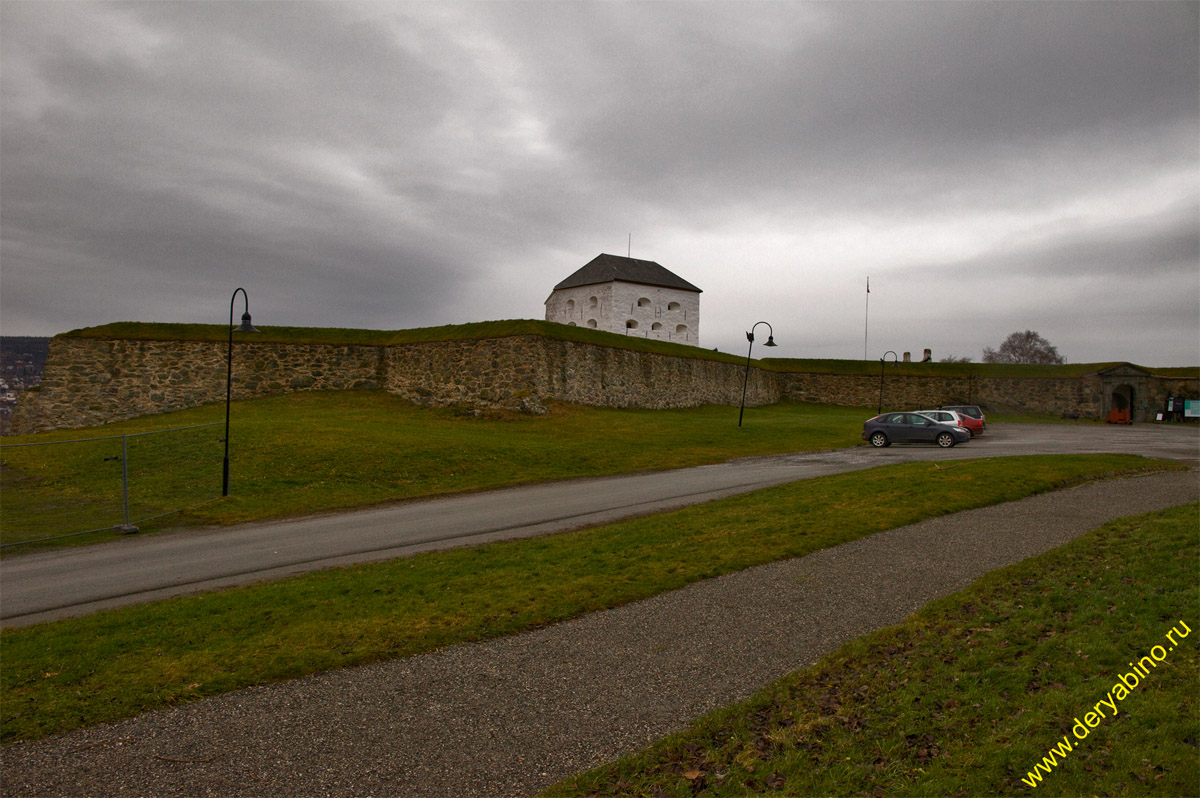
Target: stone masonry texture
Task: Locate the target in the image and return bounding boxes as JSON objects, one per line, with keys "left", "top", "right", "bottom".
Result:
{"left": 9, "top": 333, "right": 1198, "bottom": 434}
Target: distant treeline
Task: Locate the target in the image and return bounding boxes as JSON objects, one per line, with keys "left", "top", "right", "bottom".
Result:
{"left": 0, "top": 337, "right": 51, "bottom": 371}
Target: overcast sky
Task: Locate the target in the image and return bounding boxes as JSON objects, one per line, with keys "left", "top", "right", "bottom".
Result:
{"left": 2, "top": 1, "right": 1197, "bottom": 365}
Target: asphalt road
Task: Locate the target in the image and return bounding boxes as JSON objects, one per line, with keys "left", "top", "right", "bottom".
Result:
{"left": 2, "top": 422, "right": 1196, "bottom": 627}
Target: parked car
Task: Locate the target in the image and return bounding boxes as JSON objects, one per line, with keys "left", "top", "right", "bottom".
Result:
{"left": 940, "top": 405, "right": 986, "bottom": 436}
{"left": 915, "top": 408, "right": 970, "bottom": 434}
{"left": 862, "top": 412, "right": 971, "bottom": 448}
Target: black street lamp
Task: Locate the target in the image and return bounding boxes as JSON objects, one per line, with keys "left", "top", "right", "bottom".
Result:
{"left": 223, "top": 288, "right": 258, "bottom": 497}
{"left": 877, "top": 350, "right": 898, "bottom": 414}
{"left": 738, "top": 321, "right": 777, "bottom": 427}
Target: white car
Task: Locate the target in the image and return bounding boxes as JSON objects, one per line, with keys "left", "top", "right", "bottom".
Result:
{"left": 914, "top": 409, "right": 971, "bottom": 434}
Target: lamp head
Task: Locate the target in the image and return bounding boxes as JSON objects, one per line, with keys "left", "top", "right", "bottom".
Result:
{"left": 236, "top": 311, "right": 258, "bottom": 333}
{"left": 764, "top": 335, "right": 777, "bottom": 347}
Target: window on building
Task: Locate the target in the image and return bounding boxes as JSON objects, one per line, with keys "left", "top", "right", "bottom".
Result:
{"left": 587, "top": 319, "right": 597, "bottom": 328}
{"left": 626, "top": 320, "right": 639, "bottom": 329}
{"left": 667, "top": 302, "right": 681, "bottom": 311}
{"left": 651, "top": 322, "right": 663, "bottom": 331}
{"left": 589, "top": 296, "right": 598, "bottom": 308}
{"left": 637, "top": 297, "right": 651, "bottom": 308}
{"left": 676, "top": 324, "right": 688, "bottom": 334}
{"left": 566, "top": 299, "right": 575, "bottom": 311}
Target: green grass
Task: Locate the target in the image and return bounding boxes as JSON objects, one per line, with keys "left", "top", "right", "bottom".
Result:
{"left": 62, "top": 319, "right": 751, "bottom": 366}
{"left": 1149, "top": 366, "right": 1200, "bottom": 379}
{"left": 64, "top": 319, "right": 1190, "bottom": 378}
{"left": 1, "top": 394, "right": 870, "bottom": 551}
{"left": 760, "top": 357, "right": 1132, "bottom": 379}
{"left": 546, "top": 502, "right": 1199, "bottom": 798}
{"left": 0, "top": 454, "right": 1179, "bottom": 744}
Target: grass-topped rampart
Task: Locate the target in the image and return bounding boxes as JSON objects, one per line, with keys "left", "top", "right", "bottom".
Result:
{"left": 15, "top": 320, "right": 1189, "bottom": 436}
{"left": 63, "top": 319, "right": 752, "bottom": 365}
{"left": 62, "top": 320, "right": 1192, "bottom": 378}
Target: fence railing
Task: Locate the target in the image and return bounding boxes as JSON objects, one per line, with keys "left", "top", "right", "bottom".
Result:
{"left": 0, "top": 423, "right": 224, "bottom": 548}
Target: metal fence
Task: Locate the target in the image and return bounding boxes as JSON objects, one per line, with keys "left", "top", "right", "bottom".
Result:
{"left": 0, "top": 423, "right": 224, "bottom": 548}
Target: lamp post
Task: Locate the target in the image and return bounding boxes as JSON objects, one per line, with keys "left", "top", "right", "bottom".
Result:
{"left": 877, "top": 350, "right": 898, "bottom": 415}
{"left": 738, "top": 321, "right": 777, "bottom": 427}
{"left": 223, "top": 288, "right": 258, "bottom": 497}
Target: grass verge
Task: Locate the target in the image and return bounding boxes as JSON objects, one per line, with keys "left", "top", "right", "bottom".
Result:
{"left": 1, "top": 394, "right": 869, "bottom": 551}
{"left": 0, "top": 454, "right": 1180, "bottom": 744}
{"left": 546, "top": 501, "right": 1199, "bottom": 797}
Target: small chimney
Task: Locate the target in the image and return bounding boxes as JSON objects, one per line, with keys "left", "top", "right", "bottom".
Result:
{"left": 903, "top": 351, "right": 911, "bottom": 362}
{"left": 922, "top": 348, "right": 932, "bottom": 362}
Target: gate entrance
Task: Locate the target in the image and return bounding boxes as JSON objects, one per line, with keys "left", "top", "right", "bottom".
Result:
{"left": 1107, "top": 384, "right": 1134, "bottom": 424}
{"left": 1098, "top": 364, "right": 1152, "bottom": 423}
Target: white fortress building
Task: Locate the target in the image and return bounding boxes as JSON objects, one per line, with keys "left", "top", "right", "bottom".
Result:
{"left": 544, "top": 254, "right": 702, "bottom": 346}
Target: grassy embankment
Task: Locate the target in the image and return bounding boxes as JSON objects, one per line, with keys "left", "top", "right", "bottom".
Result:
{"left": 61, "top": 319, "right": 752, "bottom": 365}
{"left": 0, "top": 453, "right": 1183, "bottom": 744}
{"left": 1, "top": 394, "right": 871, "bottom": 551}
{"left": 70, "top": 318, "right": 1191, "bottom": 378}
{"left": 547, "top": 501, "right": 1199, "bottom": 797}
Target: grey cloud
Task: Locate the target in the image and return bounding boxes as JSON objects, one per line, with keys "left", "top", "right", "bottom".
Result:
{"left": 1, "top": 1, "right": 1196, "bottom": 365}
{"left": 902, "top": 198, "right": 1199, "bottom": 282}
{"left": 1, "top": 1, "right": 481, "bottom": 331}
{"left": 497, "top": 2, "right": 1198, "bottom": 216}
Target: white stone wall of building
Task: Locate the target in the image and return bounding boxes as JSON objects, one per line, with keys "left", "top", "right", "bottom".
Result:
{"left": 547, "top": 282, "right": 699, "bottom": 346}
{"left": 609, "top": 282, "right": 699, "bottom": 345}
{"left": 544, "top": 284, "right": 614, "bottom": 331}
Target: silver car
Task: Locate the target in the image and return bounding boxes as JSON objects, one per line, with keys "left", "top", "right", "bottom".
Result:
{"left": 915, "top": 409, "right": 968, "bottom": 432}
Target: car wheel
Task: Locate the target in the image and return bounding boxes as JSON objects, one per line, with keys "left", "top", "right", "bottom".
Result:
{"left": 936, "top": 431, "right": 956, "bottom": 448}
{"left": 869, "top": 431, "right": 889, "bottom": 448}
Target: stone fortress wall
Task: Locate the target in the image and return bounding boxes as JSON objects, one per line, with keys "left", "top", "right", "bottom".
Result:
{"left": 11, "top": 333, "right": 779, "bottom": 433}
{"left": 10, "top": 329, "right": 1198, "bottom": 434}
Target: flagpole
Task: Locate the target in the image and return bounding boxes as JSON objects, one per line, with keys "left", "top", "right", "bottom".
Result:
{"left": 864, "top": 276, "right": 870, "bottom": 360}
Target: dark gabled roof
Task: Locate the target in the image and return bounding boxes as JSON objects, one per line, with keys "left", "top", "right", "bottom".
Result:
{"left": 552, "top": 254, "right": 702, "bottom": 293}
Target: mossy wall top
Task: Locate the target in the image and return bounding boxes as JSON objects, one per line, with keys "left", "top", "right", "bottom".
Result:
{"left": 9, "top": 321, "right": 1197, "bottom": 434}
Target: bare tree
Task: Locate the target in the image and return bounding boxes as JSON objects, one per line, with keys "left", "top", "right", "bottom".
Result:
{"left": 982, "top": 330, "right": 1065, "bottom": 364}
{"left": 939, "top": 354, "right": 974, "bottom": 363}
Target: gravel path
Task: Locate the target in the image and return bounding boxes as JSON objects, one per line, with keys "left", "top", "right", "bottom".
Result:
{"left": 3, "top": 470, "right": 1197, "bottom": 797}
